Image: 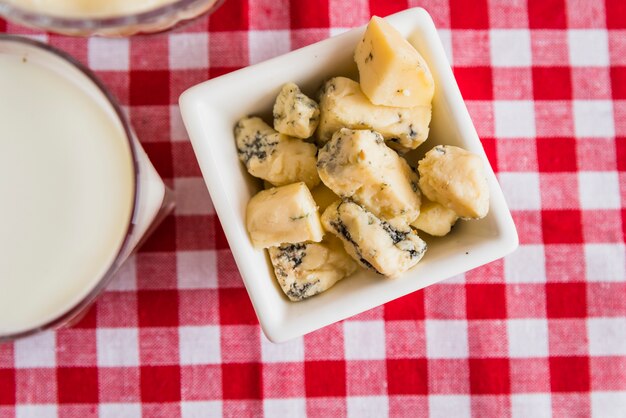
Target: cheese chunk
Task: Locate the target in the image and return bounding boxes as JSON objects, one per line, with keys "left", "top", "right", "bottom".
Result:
{"left": 317, "top": 128, "right": 421, "bottom": 225}
{"left": 273, "top": 82, "right": 320, "bottom": 139}
{"left": 411, "top": 197, "right": 459, "bottom": 236}
{"left": 354, "top": 16, "right": 435, "bottom": 108}
{"left": 418, "top": 145, "right": 489, "bottom": 219}
{"left": 321, "top": 200, "right": 427, "bottom": 277}
{"left": 235, "top": 116, "right": 320, "bottom": 188}
{"left": 246, "top": 182, "right": 324, "bottom": 248}
{"left": 269, "top": 236, "right": 358, "bottom": 301}
{"left": 317, "top": 77, "right": 431, "bottom": 150}
{"left": 310, "top": 183, "right": 340, "bottom": 213}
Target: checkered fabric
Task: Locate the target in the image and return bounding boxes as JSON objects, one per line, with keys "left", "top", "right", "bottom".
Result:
{"left": 1, "top": 0, "right": 626, "bottom": 417}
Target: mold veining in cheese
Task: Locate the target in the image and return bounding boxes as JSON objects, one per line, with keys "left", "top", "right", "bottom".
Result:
{"left": 269, "top": 236, "right": 357, "bottom": 301}
{"left": 235, "top": 116, "right": 320, "bottom": 188}
{"left": 317, "top": 128, "right": 421, "bottom": 225}
{"left": 321, "top": 200, "right": 427, "bottom": 277}
{"left": 273, "top": 82, "right": 320, "bottom": 139}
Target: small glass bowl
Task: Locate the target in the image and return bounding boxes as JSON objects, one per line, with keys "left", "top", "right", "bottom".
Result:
{"left": 0, "top": 0, "right": 224, "bottom": 36}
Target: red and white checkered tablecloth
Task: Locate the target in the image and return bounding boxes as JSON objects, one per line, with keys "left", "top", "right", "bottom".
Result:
{"left": 2, "top": 0, "right": 626, "bottom": 417}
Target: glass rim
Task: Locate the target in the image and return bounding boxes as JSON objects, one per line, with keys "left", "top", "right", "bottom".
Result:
{"left": 0, "top": 34, "right": 141, "bottom": 342}
{"left": 0, "top": 0, "right": 224, "bottom": 34}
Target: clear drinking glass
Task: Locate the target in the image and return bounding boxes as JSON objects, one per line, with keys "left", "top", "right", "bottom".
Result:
{"left": 0, "top": 0, "right": 224, "bottom": 36}
{"left": 0, "top": 35, "right": 174, "bottom": 342}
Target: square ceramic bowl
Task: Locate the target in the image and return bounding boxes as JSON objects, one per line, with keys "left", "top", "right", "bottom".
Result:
{"left": 179, "top": 7, "right": 518, "bottom": 343}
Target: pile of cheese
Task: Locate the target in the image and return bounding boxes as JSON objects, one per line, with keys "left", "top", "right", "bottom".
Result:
{"left": 235, "top": 16, "right": 489, "bottom": 302}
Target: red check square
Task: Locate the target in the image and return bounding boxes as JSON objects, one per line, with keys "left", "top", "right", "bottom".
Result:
{"left": 528, "top": 0, "right": 567, "bottom": 28}
{"left": 611, "top": 67, "right": 626, "bottom": 99}
{"left": 549, "top": 356, "right": 590, "bottom": 392}
{"left": 57, "top": 367, "right": 99, "bottom": 404}
{"left": 209, "top": 0, "right": 249, "bottom": 31}
{"left": 290, "top": 0, "right": 329, "bottom": 28}
{"left": 466, "top": 284, "right": 507, "bottom": 320}
{"left": 469, "top": 358, "right": 511, "bottom": 394}
{"left": 606, "top": 0, "right": 626, "bottom": 28}
{"left": 454, "top": 67, "right": 493, "bottom": 100}
{"left": 222, "top": 363, "right": 262, "bottom": 399}
{"left": 219, "top": 288, "right": 258, "bottom": 325}
{"left": 129, "top": 70, "right": 170, "bottom": 106}
{"left": 369, "top": 0, "right": 408, "bottom": 18}
{"left": 536, "top": 137, "right": 577, "bottom": 172}
{"left": 140, "top": 366, "right": 181, "bottom": 402}
{"left": 383, "top": 289, "right": 425, "bottom": 320}
{"left": 449, "top": 0, "right": 489, "bottom": 29}
{"left": 386, "top": 358, "right": 428, "bottom": 395}
{"left": 305, "top": 360, "right": 346, "bottom": 397}
{"left": 541, "top": 210, "right": 583, "bottom": 244}
{"left": 591, "top": 357, "right": 626, "bottom": 390}
{"left": 532, "top": 67, "right": 572, "bottom": 100}
{"left": 0, "top": 369, "right": 15, "bottom": 405}
{"left": 137, "top": 289, "right": 179, "bottom": 327}
{"left": 546, "top": 283, "right": 587, "bottom": 318}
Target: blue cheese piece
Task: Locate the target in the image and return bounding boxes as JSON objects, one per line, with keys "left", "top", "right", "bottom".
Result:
{"left": 316, "top": 77, "right": 431, "bottom": 151}
{"left": 418, "top": 145, "right": 489, "bottom": 219}
{"left": 235, "top": 116, "right": 320, "bottom": 188}
{"left": 411, "top": 197, "right": 459, "bottom": 236}
{"left": 246, "top": 182, "right": 324, "bottom": 248}
{"left": 269, "top": 235, "right": 358, "bottom": 301}
{"left": 273, "top": 82, "right": 320, "bottom": 139}
{"left": 321, "top": 200, "right": 427, "bottom": 277}
{"left": 310, "top": 182, "right": 340, "bottom": 213}
{"left": 317, "top": 128, "right": 421, "bottom": 225}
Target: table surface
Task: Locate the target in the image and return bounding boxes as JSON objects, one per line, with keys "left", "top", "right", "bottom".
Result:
{"left": 1, "top": 1, "right": 626, "bottom": 417}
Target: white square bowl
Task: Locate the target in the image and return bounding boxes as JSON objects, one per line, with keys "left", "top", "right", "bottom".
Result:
{"left": 179, "top": 7, "right": 518, "bottom": 343}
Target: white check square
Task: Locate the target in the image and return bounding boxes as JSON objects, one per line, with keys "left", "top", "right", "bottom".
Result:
{"left": 177, "top": 250, "right": 218, "bottom": 289}
{"left": 584, "top": 243, "right": 625, "bottom": 282}
{"left": 429, "top": 395, "right": 470, "bottom": 418}
{"left": 494, "top": 101, "right": 536, "bottom": 138}
{"left": 261, "top": 333, "right": 304, "bottom": 363}
{"left": 347, "top": 396, "right": 389, "bottom": 418}
{"left": 498, "top": 172, "right": 541, "bottom": 210}
{"left": 181, "top": 401, "right": 223, "bottom": 418}
{"left": 573, "top": 100, "right": 615, "bottom": 138}
{"left": 507, "top": 319, "right": 549, "bottom": 357}
{"left": 343, "top": 321, "right": 386, "bottom": 360}
{"left": 490, "top": 29, "right": 532, "bottom": 67}
{"left": 169, "top": 33, "right": 209, "bottom": 70}
{"left": 504, "top": 244, "right": 546, "bottom": 283}
{"left": 248, "top": 30, "right": 291, "bottom": 65}
{"left": 592, "top": 392, "right": 626, "bottom": 418}
{"left": 99, "top": 403, "right": 141, "bottom": 418}
{"left": 588, "top": 318, "right": 626, "bottom": 356}
{"left": 106, "top": 255, "right": 137, "bottom": 291}
{"left": 16, "top": 405, "right": 57, "bottom": 418}
{"left": 426, "top": 320, "right": 469, "bottom": 359}
{"left": 568, "top": 29, "right": 609, "bottom": 67}
{"left": 179, "top": 326, "right": 221, "bottom": 365}
{"left": 14, "top": 332, "right": 56, "bottom": 368}
{"left": 88, "top": 38, "right": 129, "bottom": 71}
{"left": 578, "top": 172, "right": 621, "bottom": 209}
{"left": 97, "top": 328, "right": 139, "bottom": 367}
{"left": 264, "top": 399, "right": 306, "bottom": 418}
{"left": 511, "top": 394, "right": 551, "bottom": 418}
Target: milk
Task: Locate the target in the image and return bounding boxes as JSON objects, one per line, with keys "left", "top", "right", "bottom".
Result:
{"left": 5, "top": 0, "right": 178, "bottom": 17}
{"left": 0, "top": 52, "right": 136, "bottom": 335}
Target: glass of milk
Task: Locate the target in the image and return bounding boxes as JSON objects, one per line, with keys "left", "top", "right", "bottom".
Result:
{"left": 0, "top": 35, "right": 174, "bottom": 341}
{"left": 0, "top": 0, "right": 224, "bottom": 36}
